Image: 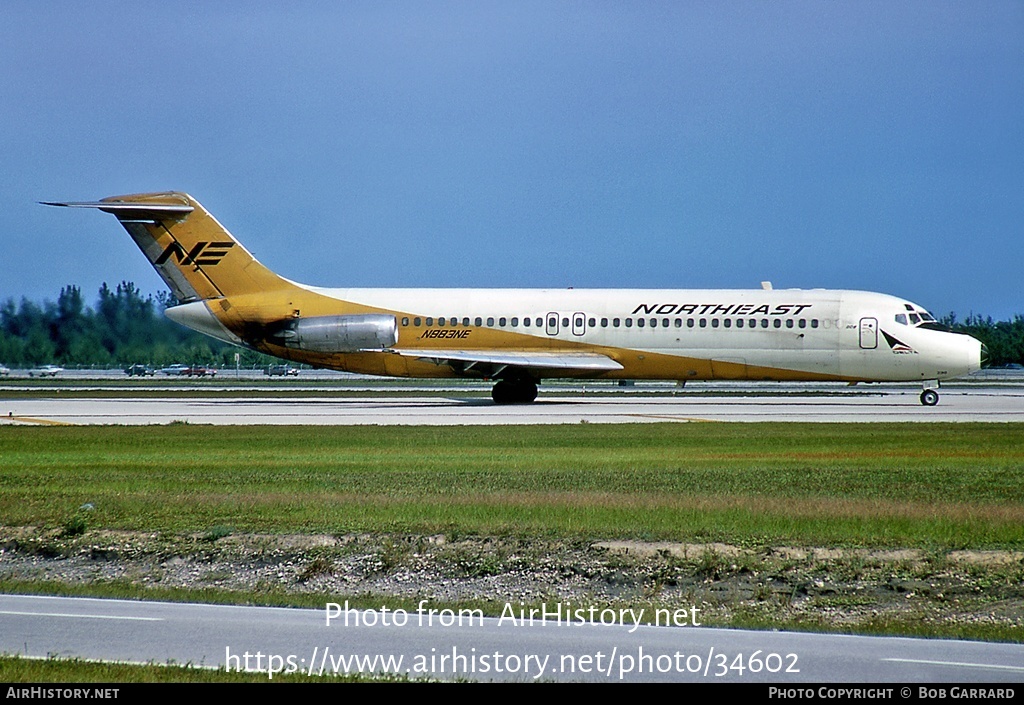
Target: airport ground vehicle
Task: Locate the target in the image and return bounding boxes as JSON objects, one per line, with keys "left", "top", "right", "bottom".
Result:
{"left": 160, "top": 364, "right": 216, "bottom": 377}
{"left": 124, "top": 364, "right": 155, "bottom": 377}
{"left": 265, "top": 364, "right": 299, "bottom": 376}
{"left": 28, "top": 365, "right": 63, "bottom": 378}
{"left": 46, "top": 193, "right": 985, "bottom": 405}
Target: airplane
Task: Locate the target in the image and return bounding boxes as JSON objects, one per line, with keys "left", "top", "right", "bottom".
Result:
{"left": 44, "top": 192, "right": 984, "bottom": 406}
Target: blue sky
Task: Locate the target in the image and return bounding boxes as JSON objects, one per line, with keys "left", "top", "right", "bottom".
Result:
{"left": 2, "top": 1, "right": 1022, "bottom": 319}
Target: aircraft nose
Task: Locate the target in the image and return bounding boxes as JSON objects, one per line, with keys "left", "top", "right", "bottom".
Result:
{"left": 964, "top": 335, "right": 986, "bottom": 374}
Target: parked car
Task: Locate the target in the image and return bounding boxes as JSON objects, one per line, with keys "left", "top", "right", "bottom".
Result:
{"left": 160, "top": 364, "right": 192, "bottom": 376}
{"left": 124, "top": 364, "right": 155, "bottom": 377}
{"left": 265, "top": 364, "right": 299, "bottom": 377}
{"left": 28, "top": 365, "right": 63, "bottom": 377}
{"left": 0, "top": 364, "right": 9, "bottom": 377}
{"left": 188, "top": 365, "right": 217, "bottom": 377}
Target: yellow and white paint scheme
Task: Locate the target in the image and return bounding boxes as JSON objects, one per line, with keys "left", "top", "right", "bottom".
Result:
{"left": 45, "top": 192, "right": 983, "bottom": 405}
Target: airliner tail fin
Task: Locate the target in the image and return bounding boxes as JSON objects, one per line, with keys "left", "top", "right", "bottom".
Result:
{"left": 43, "top": 192, "right": 292, "bottom": 303}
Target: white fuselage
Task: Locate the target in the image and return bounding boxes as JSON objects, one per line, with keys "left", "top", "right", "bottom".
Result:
{"left": 294, "top": 285, "right": 982, "bottom": 383}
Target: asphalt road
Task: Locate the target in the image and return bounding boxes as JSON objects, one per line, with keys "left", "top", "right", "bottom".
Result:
{"left": 3, "top": 594, "right": 1023, "bottom": 683}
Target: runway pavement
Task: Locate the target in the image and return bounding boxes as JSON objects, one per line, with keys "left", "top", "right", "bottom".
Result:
{"left": 2, "top": 386, "right": 1022, "bottom": 425}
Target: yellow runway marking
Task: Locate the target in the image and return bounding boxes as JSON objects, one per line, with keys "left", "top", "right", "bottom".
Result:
{"left": 2, "top": 416, "right": 75, "bottom": 426}
{"left": 626, "top": 414, "right": 722, "bottom": 423}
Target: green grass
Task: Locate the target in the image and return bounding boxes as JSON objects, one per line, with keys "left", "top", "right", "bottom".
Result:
{"left": 0, "top": 655, "right": 413, "bottom": 682}
{"left": 3, "top": 422, "right": 1020, "bottom": 683}
{"left": 2, "top": 423, "right": 1022, "bottom": 547}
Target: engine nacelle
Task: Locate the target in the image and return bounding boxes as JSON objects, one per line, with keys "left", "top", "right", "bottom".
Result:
{"left": 271, "top": 314, "right": 398, "bottom": 353}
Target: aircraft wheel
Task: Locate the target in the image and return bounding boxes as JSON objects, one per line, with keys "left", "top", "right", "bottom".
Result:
{"left": 920, "top": 389, "right": 939, "bottom": 406}
{"left": 491, "top": 380, "right": 513, "bottom": 404}
{"left": 518, "top": 379, "right": 538, "bottom": 403}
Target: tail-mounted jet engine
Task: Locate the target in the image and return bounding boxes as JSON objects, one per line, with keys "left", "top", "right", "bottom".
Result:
{"left": 269, "top": 314, "right": 398, "bottom": 353}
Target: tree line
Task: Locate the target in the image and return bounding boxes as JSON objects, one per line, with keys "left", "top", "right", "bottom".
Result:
{"left": 0, "top": 282, "right": 1021, "bottom": 368}
{"left": 0, "top": 282, "right": 272, "bottom": 368}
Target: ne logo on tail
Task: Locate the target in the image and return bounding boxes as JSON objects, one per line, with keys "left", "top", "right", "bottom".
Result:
{"left": 155, "top": 241, "right": 235, "bottom": 266}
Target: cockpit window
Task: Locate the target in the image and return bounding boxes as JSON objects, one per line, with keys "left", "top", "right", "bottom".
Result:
{"left": 901, "top": 305, "right": 937, "bottom": 326}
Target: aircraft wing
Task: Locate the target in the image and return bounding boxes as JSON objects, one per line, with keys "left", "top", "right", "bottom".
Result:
{"left": 392, "top": 349, "right": 623, "bottom": 376}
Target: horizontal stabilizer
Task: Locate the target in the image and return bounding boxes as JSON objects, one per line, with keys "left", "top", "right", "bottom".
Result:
{"left": 41, "top": 200, "right": 194, "bottom": 218}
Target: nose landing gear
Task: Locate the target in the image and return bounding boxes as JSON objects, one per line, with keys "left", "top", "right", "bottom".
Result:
{"left": 919, "top": 380, "right": 940, "bottom": 406}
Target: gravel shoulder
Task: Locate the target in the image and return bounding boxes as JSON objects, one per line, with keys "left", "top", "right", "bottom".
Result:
{"left": 2, "top": 526, "right": 1022, "bottom": 639}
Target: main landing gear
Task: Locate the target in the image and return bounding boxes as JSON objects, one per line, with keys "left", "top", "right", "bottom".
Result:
{"left": 491, "top": 375, "right": 538, "bottom": 404}
{"left": 920, "top": 382, "right": 939, "bottom": 407}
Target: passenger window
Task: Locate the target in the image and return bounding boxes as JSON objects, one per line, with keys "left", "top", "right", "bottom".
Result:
{"left": 523, "top": 318, "right": 530, "bottom": 327}
{"left": 426, "top": 317, "right": 433, "bottom": 326}
{"left": 562, "top": 317, "right": 569, "bottom": 327}
{"left": 663, "top": 318, "right": 670, "bottom": 328}
{"left": 786, "top": 319, "right": 794, "bottom": 328}
{"left": 511, "top": 317, "right": 519, "bottom": 327}
{"left": 638, "top": 318, "right": 645, "bottom": 328}
{"left": 811, "top": 319, "right": 819, "bottom": 328}
{"left": 462, "top": 317, "right": 470, "bottom": 326}
{"left": 499, "top": 317, "right": 507, "bottom": 326}
{"left": 601, "top": 318, "right": 608, "bottom": 327}
{"left": 736, "top": 319, "right": 743, "bottom": 328}
{"left": 588, "top": 317, "right": 595, "bottom": 327}
{"left": 401, "top": 317, "right": 409, "bottom": 326}
{"left": 536, "top": 318, "right": 543, "bottom": 327}
{"left": 687, "top": 318, "right": 695, "bottom": 328}
{"left": 711, "top": 318, "right": 719, "bottom": 328}
{"left": 487, "top": 317, "right": 495, "bottom": 327}
{"left": 613, "top": 318, "right": 620, "bottom": 327}
{"left": 674, "top": 319, "right": 682, "bottom": 328}
{"left": 438, "top": 317, "right": 446, "bottom": 326}
{"left": 625, "top": 318, "right": 633, "bottom": 328}
{"left": 798, "top": 319, "right": 806, "bottom": 328}
{"left": 723, "top": 319, "right": 731, "bottom": 328}
{"left": 414, "top": 317, "right": 422, "bottom": 326}
{"left": 475, "top": 317, "right": 482, "bottom": 327}
{"left": 699, "top": 319, "right": 707, "bottom": 328}
{"left": 773, "top": 319, "right": 782, "bottom": 328}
